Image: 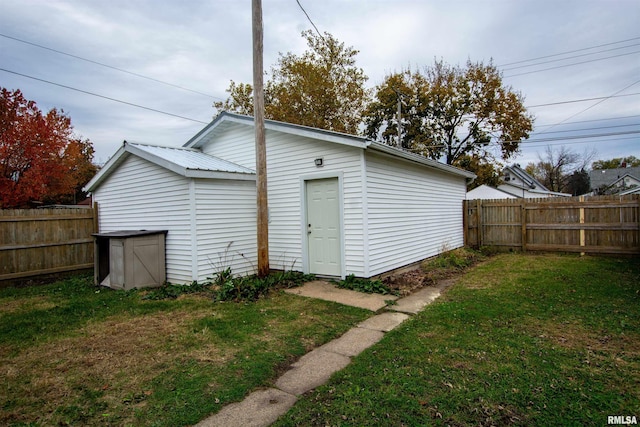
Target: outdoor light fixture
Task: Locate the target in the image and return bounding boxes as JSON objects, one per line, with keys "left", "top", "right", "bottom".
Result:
{"left": 314, "top": 158, "right": 324, "bottom": 167}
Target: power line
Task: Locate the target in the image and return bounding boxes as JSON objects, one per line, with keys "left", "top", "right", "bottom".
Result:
{"left": 537, "top": 79, "right": 640, "bottom": 134}
{"left": 295, "top": 0, "right": 324, "bottom": 39}
{"left": 0, "top": 32, "right": 223, "bottom": 101}
{"left": 404, "top": 130, "right": 639, "bottom": 151}
{"left": 523, "top": 135, "right": 639, "bottom": 148}
{"left": 521, "top": 130, "right": 640, "bottom": 144}
{"left": 502, "top": 43, "right": 640, "bottom": 71}
{"left": 526, "top": 92, "right": 640, "bottom": 108}
{"left": 504, "top": 50, "right": 640, "bottom": 78}
{"left": 535, "top": 114, "right": 640, "bottom": 128}
{"left": 497, "top": 36, "right": 640, "bottom": 67}
{"left": 531, "top": 123, "right": 639, "bottom": 135}
{"left": 0, "top": 67, "right": 209, "bottom": 124}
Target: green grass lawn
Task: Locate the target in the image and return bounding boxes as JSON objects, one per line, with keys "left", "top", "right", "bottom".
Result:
{"left": 0, "top": 275, "right": 370, "bottom": 426}
{"left": 275, "top": 254, "right": 640, "bottom": 426}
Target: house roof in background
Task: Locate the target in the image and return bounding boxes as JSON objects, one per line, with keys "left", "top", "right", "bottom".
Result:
{"left": 589, "top": 167, "right": 640, "bottom": 189}
{"left": 466, "top": 185, "right": 517, "bottom": 200}
{"left": 497, "top": 184, "right": 571, "bottom": 198}
{"left": 503, "top": 164, "right": 549, "bottom": 191}
{"left": 84, "top": 142, "right": 255, "bottom": 192}
{"left": 619, "top": 186, "right": 640, "bottom": 195}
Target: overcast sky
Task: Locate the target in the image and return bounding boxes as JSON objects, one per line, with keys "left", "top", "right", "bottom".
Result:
{"left": 1, "top": 0, "right": 638, "bottom": 168}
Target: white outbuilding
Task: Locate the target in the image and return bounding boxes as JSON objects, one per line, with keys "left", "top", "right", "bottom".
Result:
{"left": 85, "top": 112, "right": 475, "bottom": 284}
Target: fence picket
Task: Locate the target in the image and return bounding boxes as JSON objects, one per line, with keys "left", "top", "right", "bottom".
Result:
{"left": 0, "top": 206, "right": 98, "bottom": 282}
{"left": 463, "top": 195, "right": 640, "bottom": 254}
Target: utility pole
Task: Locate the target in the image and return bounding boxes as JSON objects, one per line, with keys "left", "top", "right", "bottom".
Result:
{"left": 393, "top": 87, "right": 402, "bottom": 148}
{"left": 252, "top": 0, "right": 269, "bottom": 277}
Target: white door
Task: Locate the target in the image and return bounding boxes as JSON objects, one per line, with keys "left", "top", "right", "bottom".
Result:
{"left": 306, "top": 178, "right": 341, "bottom": 276}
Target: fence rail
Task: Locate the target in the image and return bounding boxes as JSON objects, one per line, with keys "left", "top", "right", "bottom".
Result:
{"left": 0, "top": 205, "right": 98, "bottom": 282}
{"left": 463, "top": 195, "right": 640, "bottom": 254}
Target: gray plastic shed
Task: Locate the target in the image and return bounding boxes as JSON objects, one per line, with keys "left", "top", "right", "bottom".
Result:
{"left": 93, "top": 230, "right": 167, "bottom": 290}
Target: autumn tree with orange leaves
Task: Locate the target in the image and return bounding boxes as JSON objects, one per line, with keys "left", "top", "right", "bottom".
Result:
{"left": 0, "top": 88, "right": 97, "bottom": 208}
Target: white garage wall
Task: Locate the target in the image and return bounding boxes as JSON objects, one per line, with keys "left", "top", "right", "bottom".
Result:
{"left": 266, "top": 131, "right": 365, "bottom": 276}
{"left": 200, "top": 125, "right": 367, "bottom": 277}
{"left": 93, "top": 155, "right": 194, "bottom": 283}
{"left": 193, "top": 178, "right": 257, "bottom": 280}
{"left": 365, "top": 151, "right": 467, "bottom": 276}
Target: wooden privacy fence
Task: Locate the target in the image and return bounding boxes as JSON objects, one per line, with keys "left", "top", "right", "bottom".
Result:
{"left": 0, "top": 205, "right": 98, "bottom": 282}
{"left": 464, "top": 195, "right": 640, "bottom": 254}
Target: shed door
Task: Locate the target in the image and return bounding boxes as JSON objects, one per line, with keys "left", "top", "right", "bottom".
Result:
{"left": 306, "top": 178, "right": 341, "bottom": 276}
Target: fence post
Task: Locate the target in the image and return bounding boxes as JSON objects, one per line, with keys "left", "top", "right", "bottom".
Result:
{"left": 521, "top": 199, "right": 527, "bottom": 252}
{"left": 462, "top": 200, "right": 468, "bottom": 246}
{"left": 579, "top": 196, "right": 585, "bottom": 256}
{"left": 477, "top": 199, "right": 483, "bottom": 248}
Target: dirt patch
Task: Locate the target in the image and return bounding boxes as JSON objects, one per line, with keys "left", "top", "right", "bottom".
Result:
{"left": 382, "top": 249, "right": 486, "bottom": 296}
{"left": 0, "top": 295, "right": 57, "bottom": 314}
{"left": 383, "top": 268, "right": 465, "bottom": 296}
{"left": 383, "top": 268, "right": 430, "bottom": 296}
{"left": 532, "top": 319, "right": 640, "bottom": 356}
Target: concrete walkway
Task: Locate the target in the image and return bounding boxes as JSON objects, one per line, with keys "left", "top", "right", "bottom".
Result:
{"left": 195, "top": 280, "right": 452, "bottom": 427}
{"left": 284, "top": 280, "right": 397, "bottom": 311}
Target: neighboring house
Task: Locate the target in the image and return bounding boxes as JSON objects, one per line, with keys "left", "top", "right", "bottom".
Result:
{"left": 466, "top": 184, "right": 516, "bottom": 200}
{"left": 498, "top": 164, "right": 571, "bottom": 198}
{"left": 84, "top": 112, "right": 475, "bottom": 284}
{"left": 619, "top": 185, "right": 640, "bottom": 195}
{"left": 589, "top": 167, "right": 640, "bottom": 195}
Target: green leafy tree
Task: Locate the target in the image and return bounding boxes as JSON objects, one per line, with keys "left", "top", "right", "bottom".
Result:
{"left": 454, "top": 154, "right": 502, "bottom": 190}
{"left": 565, "top": 169, "right": 591, "bottom": 196}
{"left": 214, "top": 30, "right": 369, "bottom": 134}
{"left": 592, "top": 156, "right": 640, "bottom": 170}
{"left": 364, "top": 60, "right": 534, "bottom": 165}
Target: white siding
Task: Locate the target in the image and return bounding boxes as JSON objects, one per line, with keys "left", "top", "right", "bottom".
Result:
{"left": 193, "top": 179, "right": 257, "bottom": 280}
{"left": 265, "top": 130, "right": 365, "bottom": 276}
{"left": 365, "top": 151, "right": 467, "bottom": 276}
{"left": 202, "top": 126, "right": 365, "bottom": 276}
{"left": 93, "top": 155, "right": 193, "bottom": 283}
{"left": 200, "top": 125, "right": 256, "bottom": 170}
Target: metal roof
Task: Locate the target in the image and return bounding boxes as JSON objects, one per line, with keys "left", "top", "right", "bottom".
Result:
{"left": 184, "top": 111, "right": 475, "bottom": 180}
{"left": 128, "top": 143, "right": 254, "bottom": 174}
{"left": 184, "top": 111, "right": 369, "bottom": 150}
{"left": 84, "top": 142, "right": 255, "bottom": 193}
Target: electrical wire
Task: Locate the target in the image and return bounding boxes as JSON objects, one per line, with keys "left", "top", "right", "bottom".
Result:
{"left": 0, "top": 67, "right": 209, "bottom": 124}
{"left": 535, "top": 114, "right": 640, "bottom": 128}
{"left": 520, "top": 130, "right": 640, "bottom": 143}
{"left": 526, "top": 92, "right": 640, "bottom": 108}
{"left": 0, "top": 32, "right": 223, "bottom": 100}
{"left": 295, "top": 0, "right": 324, "bottom": 39}
{"left": 530, "top": 123, "right": 639, "bottom": 135}
{"left": 523, "top": 135, "right": 639, "bottom": 148}
{"left": 504, "top": 50, "right": 640, "bottom": 78}
{"left": 399, "top": 130, "right": 640, "bottom": 152}
{"left": 497, "top": 36, "right": 640, "bottom": 67}
{"left": 501, "top": 43, "right": 640, "bottom": 71}
{"left": 537, "top": 79, "right": 640, "bottom": 134}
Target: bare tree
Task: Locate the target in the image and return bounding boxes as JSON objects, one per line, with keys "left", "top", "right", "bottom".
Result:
{"left": 526, "top": 146, "right": 596, "bottom": 193}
